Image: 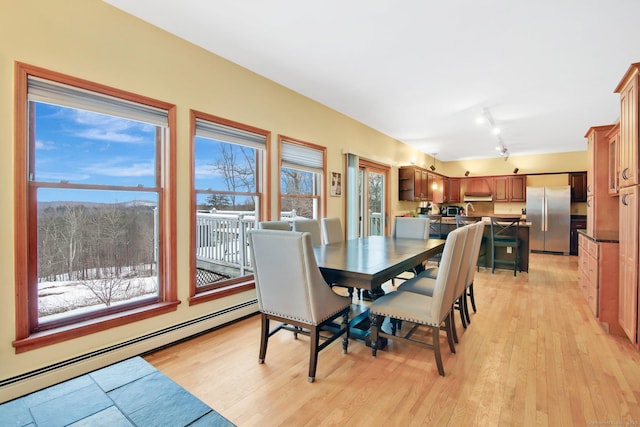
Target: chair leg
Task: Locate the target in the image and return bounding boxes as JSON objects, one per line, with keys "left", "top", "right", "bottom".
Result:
{"left": 308, "top": 325, "right": 320, "bottom": 383}
{"left": 444, "top": 314, "right": 456, "bottom": 354}
{"left": 450, "top": 310, "right": 458, "bottom": 344}
{"left": 259, "top": 314, "right": 269, "bottom": 363}
{"left": 468, "top": 283, "right": 477, "bottom": 312}
{"left": 463, "top": 293, "right": 471, "bottom": 325}
{"left": 491, "top": 245, "right": 496, "bottom": 274}
{"left": 457, "top": 297, "right": 467, "bottom": 329}
{"left": 432, "top": 325, "right": 445, "bottom": 376}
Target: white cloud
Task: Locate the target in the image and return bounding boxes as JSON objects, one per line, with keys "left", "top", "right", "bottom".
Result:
{"left": 35, "top": 140, "right": 57, "bottom": 150}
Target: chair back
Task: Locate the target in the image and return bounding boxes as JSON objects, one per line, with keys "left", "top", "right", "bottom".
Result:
{"left": 258, "top": 221, "right": 291, "bottom": 231}
{"left": 465, "top": 221, "right": 486, "bottom": 287}
{"left": 393, "top": 217, "right": 429, "bottom": 240}
{"left": 455, "top": 215, "right": 483, "bottom": 228}
{"left": 248, "top": 229, "right": 348, "bottom": 325}
{"left": 293, "top": 219, "right": 322, "bottom": 246}
{"left": 452, "top": 224, "right": 476, "bottom": 302}
{"left": 427, "top": 215, "right": 443, "bottom": 239}
{"left": 489, "top": 216, "right": 519, "bottom": 241}
{"left": 428, "top": 226, "right": 467, "bottom": 324}
{"left": 322, "top": 217, "right": 344, "bottom": 244}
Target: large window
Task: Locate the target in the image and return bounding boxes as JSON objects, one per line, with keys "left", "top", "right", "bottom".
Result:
{"left": 279, "top": 136, "right": 326, "bottom": 220}
{"left": 14, "top": 63, "right": 177, "bottom": 351}
{"left": 191, "top": 111, "right": 269, "bottom": 301}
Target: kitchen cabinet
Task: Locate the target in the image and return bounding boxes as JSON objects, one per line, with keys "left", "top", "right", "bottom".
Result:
{"left": 398, "top": 166, "right": 429, "bottom": 201}
{"left": 432, "top": 175, "right": 445, "bottom": 203}
{"left": 585, "top": 125, "right": 618, "bottom": 236}
{"left": 615, "top": 63, "right": 639, "bottom": 188}
{"left": 578, "top": 232, "right": 623, "bottom": 335}
{"left": 608, "top": 124, "right": 620, "bottom": 195}
{"left": 569, "top": 172, "right": 587, "bottom": 202}
{"left": 493, "top": 175, "right": 526, "bottom": 202}
{"left": 618, "top": 185, "right": 638, "bottom": 345}
{"left": 448, "top": 178, "right": 460, "bottom": 202}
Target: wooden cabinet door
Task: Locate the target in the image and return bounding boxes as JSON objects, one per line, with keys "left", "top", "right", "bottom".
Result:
{"left": 442, "top": 178, "right": 449, "bottom": 203}
{"left": 587, "top": 131, "right": 595, "bottom": 196}
{"left": 448, "top": 178, "right": 460, "bottom": 202}
{"left": 510, "top": 176, "right": 526, "bottom": 202}
{"left": 493, "top": 177, "right": 509, "bottom": 202}
{"left": 619, "top": 75, "right": 638, "bottom": 187}
{"left": 569, "top": 172, "right": 587, "bottom": 202}
{"left": 413, "top": 169, "right": 423, "bottom": 200}
{"left": 619, "top": 185, "right": 638, "bottom": 344}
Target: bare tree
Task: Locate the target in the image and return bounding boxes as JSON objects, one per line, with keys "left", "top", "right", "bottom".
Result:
{"left": 212, "top": 144, "right": 256, "bottom": 208}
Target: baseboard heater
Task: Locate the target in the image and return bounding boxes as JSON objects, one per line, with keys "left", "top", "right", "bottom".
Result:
{"left": 0, "top": 300, "right": 258, "bottom": 388}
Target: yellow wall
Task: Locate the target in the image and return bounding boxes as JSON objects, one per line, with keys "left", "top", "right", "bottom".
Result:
{"left": 0, "top": 0, "right": 589, "bottom": 401}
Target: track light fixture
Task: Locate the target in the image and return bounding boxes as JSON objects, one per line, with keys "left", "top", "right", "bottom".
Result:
{"left": 479, "top": 107, "right": 510, "bottom": 160}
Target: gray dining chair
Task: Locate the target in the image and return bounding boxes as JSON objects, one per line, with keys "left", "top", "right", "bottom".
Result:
{"left": 248, "top": 229, "right": 351, "bottom": 383}
{"left": 397, "top": 223, "right": 472, "bottom": 342}
{"left": 369, "top": 226, "right": 466, "bottom": 376}
{"left": 321, "top": 217, "right": 343, "bottom": 244}
{"left": 391, "top": 217, "right": 430, "bottom": 286}
{"left": 292, "top": 219, "right": 322, "bottom": 246}
{"left": 258, "top": 221, "right": 291, "bottom": 231}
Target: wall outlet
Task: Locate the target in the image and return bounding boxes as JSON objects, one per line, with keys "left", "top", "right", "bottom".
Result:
{"left": 506, "top": 247, "right": 513, "bottom": 254}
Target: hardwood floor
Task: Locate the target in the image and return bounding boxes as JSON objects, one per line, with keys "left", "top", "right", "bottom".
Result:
{"left": 144, "top": 253, "right": 640, "bottom": 426}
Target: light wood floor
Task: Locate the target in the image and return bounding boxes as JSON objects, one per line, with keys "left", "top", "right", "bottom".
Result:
{"left": 144, "top": 253, "right": 640, "bottom": 426}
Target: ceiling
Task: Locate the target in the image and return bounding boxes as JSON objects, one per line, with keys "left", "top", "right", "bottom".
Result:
{"left": 104, "top": 0, "right": 640, "bottom": 161}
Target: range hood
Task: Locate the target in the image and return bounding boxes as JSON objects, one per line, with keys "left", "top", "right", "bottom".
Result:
{"left": 463, "top": 193, "right": 493, "bottom": 202}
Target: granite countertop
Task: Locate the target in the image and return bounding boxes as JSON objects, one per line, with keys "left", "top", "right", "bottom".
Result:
{"left": 577, "top": 229, "right": 619, "bottom": 243}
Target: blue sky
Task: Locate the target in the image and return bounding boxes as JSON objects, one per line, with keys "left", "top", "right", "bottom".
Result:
{"left": 34, "top": 102, "right": 230, "bottom": 204}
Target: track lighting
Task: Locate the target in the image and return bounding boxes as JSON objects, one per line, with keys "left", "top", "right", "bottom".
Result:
{"left": 480, "top": 107, "right": 510, "bottom": 159}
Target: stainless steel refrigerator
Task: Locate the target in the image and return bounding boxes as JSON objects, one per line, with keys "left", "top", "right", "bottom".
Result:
{"left": 526, "top": 186, "right": 571, "bottom": 253}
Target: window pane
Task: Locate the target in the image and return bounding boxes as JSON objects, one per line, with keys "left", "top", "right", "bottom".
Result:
{"left": 195, "top": 193, "right": 257, "bottom": 287}
{"left": 36, "top": 188, "right": 159, "bottom": 324}
{"left": 281, "top": 167, "right": 315, "bottom": 195}
{"left": 194, "top": 136, "right": 257, "bottom": 193}
{"left": 281, "top": 196, "right": 317, "bottom": 219}
{"left": 32, "top": 102, "right": 158, "bottom": 187}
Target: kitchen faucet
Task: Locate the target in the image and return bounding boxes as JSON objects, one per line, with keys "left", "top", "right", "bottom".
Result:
{"left": 465, "top": 202, "right": 475, "bottom": 215}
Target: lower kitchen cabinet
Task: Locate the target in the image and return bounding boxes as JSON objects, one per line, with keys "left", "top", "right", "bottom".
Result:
{"left": 578, "top": 232, "right": 624, "bottom": 335}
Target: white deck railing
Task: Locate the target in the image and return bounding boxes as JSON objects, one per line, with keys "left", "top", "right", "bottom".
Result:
{"left": 195, "top": 210, "right": 299, "bottom": 276}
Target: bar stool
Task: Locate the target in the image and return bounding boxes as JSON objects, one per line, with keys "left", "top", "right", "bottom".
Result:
{"left": 489, "top": 216, "right": 521, "bottom": 276}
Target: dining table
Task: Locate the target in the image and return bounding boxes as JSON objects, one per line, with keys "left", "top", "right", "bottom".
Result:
{"left": 314, "top": 235, "right": 446, "bottom": 346}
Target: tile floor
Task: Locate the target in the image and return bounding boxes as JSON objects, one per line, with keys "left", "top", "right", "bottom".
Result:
{"left": 0, "top": 357, "right": 234, "bottom": 427}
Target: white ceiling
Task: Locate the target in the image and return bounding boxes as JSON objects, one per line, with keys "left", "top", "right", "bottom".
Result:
{"left": 104, "top": 0, "right": 640, "bottom": 161}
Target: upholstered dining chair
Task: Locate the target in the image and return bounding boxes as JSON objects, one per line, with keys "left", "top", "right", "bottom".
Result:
{"left": 258, "top": 221, "right": 291, "bottom": 231}
{"left": 391, "top": 217, "right": 430, "bottom": 286}
{"left": 369, "top": 226, "right": 466, "bottom": 376}
{"left": 292, "top": 219, "right": 322, "bottom": 246}
{"left": 248, "top": 229, "right": 351, "bottom": 383}
{"left": 397, "top": 223, "right": 473, "bottom": 339}
{"left": 321, "top": 217, "right": 343, "bottom": 244}
{"left": 462, "top": 221, "right": 485, "bottom": 322}
{"left": 455, "top": 215, "right": 487, "bottom": 271}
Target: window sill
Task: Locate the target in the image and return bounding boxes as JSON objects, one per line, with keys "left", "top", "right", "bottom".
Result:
{"left": 12, "top": 301, "right": 181, "bottom": 354}
{"left": 189, "top": 279, "right": 255, "bottom": 306}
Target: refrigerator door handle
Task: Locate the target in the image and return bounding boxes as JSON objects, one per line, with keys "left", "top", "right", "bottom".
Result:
{"left": 543, "top": 197, "right": 548, "bottom": 232}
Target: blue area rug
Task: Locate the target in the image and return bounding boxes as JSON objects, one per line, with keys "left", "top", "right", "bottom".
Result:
{"left": 0, "top": 357, "right": 234, "bottom": 427}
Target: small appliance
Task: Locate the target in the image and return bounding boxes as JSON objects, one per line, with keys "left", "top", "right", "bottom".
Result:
{"left": 445, "top": 206, "right": 460, "bottom": 217}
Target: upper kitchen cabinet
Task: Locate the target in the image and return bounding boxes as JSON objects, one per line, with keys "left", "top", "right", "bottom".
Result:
{"left": 608, "top": 124, "right": 620, "bottom": 195}
{"left": 614, "top": 63, "right": 640, "bottom": 188}
{"left": 493, "top": 176, "right": 526, "bottom": 202}
{"left": 448, "top": 178, "right": 460, "bottom": 203}
{"left": 398, "top": 166, "right": 429, "bottom": 201}
{"left": 585, "top": 125, "right": 618, "bottom": 235}
{"left": 569, "top": 172, "right": 587, "bottom": 202}
{"left": 431, "top": 173, "right": 444, "bottom": 203}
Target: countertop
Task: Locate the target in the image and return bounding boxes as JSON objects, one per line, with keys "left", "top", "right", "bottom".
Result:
{"left": 577, "top": 229, "right": 619, "bottom": 243}
{"left": 439, "top": 216, "right": 531, "bottom": 227}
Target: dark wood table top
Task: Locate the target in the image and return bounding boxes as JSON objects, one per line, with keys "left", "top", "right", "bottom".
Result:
{"left": 314, "top": 236, "right": 445, "bottom": 290}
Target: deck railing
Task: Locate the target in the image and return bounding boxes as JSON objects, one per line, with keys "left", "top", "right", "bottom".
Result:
{"left": 195, "top": 210, "right": 299, "bottom": 276}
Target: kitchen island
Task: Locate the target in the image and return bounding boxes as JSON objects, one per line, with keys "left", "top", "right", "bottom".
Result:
{"left": 437, "top": 216, "right": 530, "bottom": 273}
